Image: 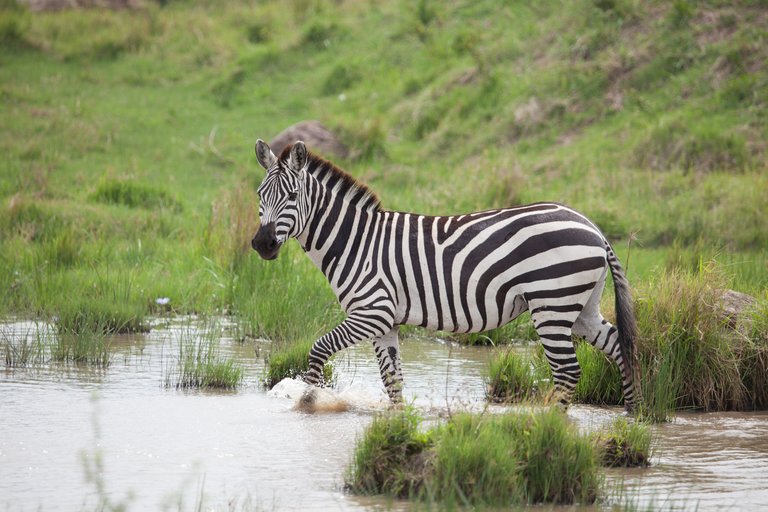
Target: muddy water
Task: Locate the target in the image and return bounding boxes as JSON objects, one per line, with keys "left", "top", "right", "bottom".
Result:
{"left": 1, "top": 319, "right": 767, "bottom": 511}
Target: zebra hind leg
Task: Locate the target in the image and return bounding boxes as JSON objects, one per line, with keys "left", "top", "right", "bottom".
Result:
{"left": 530, "top": 310, "right": 581, "bottom": 410}
{"left": 372, "top": 327, "right": 403, "bottom": 404}
{"left": 573, "top": 311, "right": 637, "bottom": 412}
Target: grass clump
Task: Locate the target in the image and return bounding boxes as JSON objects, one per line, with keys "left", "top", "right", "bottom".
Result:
{"left": 634, "top": 263, "right": 768, "bottom": 420}
{"left": 2, "top": 326, "right": 46, "bottom": 367}
{"left": 594, "top": 417, "right": 652, "bottom": 468}
{"left": 485, "top": 348, "right": 544, "bottom": 403}
{"left": 347, "top": 408, "right": 601, "bottom": 506}
{"left": 51, "top": 332, "right": 112, "bottom": 368}
{"left": 91, "top": 179, "right": 182, "bottom": 212}
{"left": 264, "top": 339, "right": 333, "bottom": 389}
{"left": 164, "top": 319, "right": 244, "bottom": 390}
{"left": 346, "top": 407, "right": 431, "bottom": 498}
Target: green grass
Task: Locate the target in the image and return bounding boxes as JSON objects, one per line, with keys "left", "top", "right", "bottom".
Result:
{"left": 0, "top": 0, "right": 766, "bottom": 382}
{"left": 51, "top": 331, "right": 112, "bottom": 368}
{"left": 573, "top": 341, "right": 624, "bottom": 406}
{"left": 264, "top": 339, "right": 334, "bottom": 389}
{"left": 346, "top": 407, "right": 602, "bottom": 506}
{"left": 163, "top": 318, "right": 244, "bottom": 390}
{"left": 1, "top": 324, "right": 46, "bottom": 367}
{"left": 485, "top": 347, "right": 550, "bottom": 403}
{"left": 594, "top": 416, "right": 652, "bottom": 468}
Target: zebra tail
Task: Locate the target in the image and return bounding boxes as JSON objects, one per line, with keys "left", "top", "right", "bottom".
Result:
{"left": 606, "top": 246, "right": 638, "bottom": 379}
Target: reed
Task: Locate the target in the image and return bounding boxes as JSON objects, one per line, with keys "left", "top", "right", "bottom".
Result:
{"left": 51, "top": 331, "right": 112, "bottom": 368}
{"left": 164, "top": 319, "right": 244, "bottom": 390}
{"left": 1, "top": 324, "right": 46, "bottom": 367}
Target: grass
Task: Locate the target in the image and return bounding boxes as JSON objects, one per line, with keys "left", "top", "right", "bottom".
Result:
{"left": 482, "top": 262, "right": 768, "bottom": 420}
{"left": 264, "top": 339, "right": 334, "bottom": 389}
{"left": 163, "top": 318, "right": 244, "bottom": 390}
{"left": 346, "top": 407, "right": 602, "bottom": 506}
{"left": 594, "top": 416, "right": 652, "bottom": 468}
{"left": 485, "top": 347, "right": 550, "bottom": 403}
{"left": 634, "top": 263, "right": 768, "bottom": 419}
{"left": 1, "top": 324, "right": 46, "bottom": 367}
{"left": 51, "top": 331, "right": 112, "bottom": 368}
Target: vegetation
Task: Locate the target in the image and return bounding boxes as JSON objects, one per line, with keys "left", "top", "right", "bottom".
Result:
{"left": 264, "top": 339, "right": 333, "bottom": 389}
{"left": 163, "top": 318, "right": 244, "bottom": 389}
{"left": 485, "top": 347, "right": 549, "bottom": 403}
{"left": 594, "top": 416, "right": 652, "bottom": 468}
{"left": 0, "top": 0, "right": 766, "bottom": 391}
{"left": 346, "top": 407, "right": 602, "bottom": 506}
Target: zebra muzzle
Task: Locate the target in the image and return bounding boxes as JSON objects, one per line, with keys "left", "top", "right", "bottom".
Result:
{"left": 251, "top": 222, "right": 281, "bottom": 260}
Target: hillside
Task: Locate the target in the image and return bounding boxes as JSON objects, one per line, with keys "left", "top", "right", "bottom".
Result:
{"left": 1, "top": 0, "right": 766, "bottom": 323}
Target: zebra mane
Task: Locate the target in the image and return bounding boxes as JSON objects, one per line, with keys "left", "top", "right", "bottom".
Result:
{"left": 279, "top": 144, "right": 382, "bottom": 212}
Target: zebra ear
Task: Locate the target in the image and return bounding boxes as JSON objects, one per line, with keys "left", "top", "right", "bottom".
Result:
{"left": 255, "top": 139, "right": 277, "bottom": 170}
{"left": 288, "top": 141, "right": 308, "bottom": 174}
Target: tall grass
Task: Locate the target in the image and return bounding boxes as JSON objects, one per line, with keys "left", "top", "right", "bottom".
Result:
{"left": 163, "top": 318, "right": 244, "bottom": 390}
{"left": 53, "top": 270, "right": 148, "bottom": 335}
{"left": 573, "top": 342, "right": 624, "bottom": 406}
{"left": 51, "top": 331, "right": 112, "bottom": 368}
{"left": 1, "top": 324, "right": 46, "bottom": 367}
{"left": 347, "top": 408, "right": 601, "bottom": 506}
{"left": 634, "top": 264, "right": 767, "bottom": 418}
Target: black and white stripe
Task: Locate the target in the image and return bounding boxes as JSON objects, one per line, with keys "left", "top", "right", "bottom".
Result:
{"left": 252, "top": 140, "right": 639, "bottom": 410}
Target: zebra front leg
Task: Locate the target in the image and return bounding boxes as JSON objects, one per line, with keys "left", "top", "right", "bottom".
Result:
{"left": 304, "top": 313, "right": 392, "bottom": 387}
{"left": 372, "top": 327, "right": 403, "bottom": 404}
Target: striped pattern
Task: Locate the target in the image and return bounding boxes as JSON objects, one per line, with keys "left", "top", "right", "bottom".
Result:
{"left": 252, "top": 141, "right": 639, "bottom": 410}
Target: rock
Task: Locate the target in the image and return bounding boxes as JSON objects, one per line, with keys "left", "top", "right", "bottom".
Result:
{"left": 269, "top": 120, "right": 348, "bottom": 160}
{"left": 716, "top": 289, "right": 757, "bottom": 330}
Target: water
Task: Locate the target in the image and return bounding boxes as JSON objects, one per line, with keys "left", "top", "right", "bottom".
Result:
{"left": 1, "top": 319, "right": 767, "bottom": 511}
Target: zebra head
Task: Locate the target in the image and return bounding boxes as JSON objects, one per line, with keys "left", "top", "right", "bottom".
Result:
{"left": 251, "top": 139, "right": 309, "bottom": 260}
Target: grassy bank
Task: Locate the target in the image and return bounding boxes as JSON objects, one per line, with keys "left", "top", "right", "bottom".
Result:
{"left": 486, "top": 263, "right": 768, "bottom": 420}
{"left": 1, "top": 0, "right": 766, "bottom": 379}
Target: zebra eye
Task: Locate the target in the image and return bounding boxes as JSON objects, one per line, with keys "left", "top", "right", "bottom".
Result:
{"left": 288, "top": 191, "right": 298, "bottom": 201}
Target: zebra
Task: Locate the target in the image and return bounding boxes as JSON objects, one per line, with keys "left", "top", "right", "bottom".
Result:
{"left": 251, "top": 139, "right": 640, "bottom": 411}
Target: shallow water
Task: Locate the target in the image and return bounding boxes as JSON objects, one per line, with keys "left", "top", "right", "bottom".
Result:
{"left": 1, "top": 319, "right": 767, "bottom": 511}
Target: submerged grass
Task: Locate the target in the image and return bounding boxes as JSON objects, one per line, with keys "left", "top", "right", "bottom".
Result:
{"left": 347, "top": 407, "right": 602, "bottom": 506}
{"left": 1, "top": 324, "right": 46, "bottom": 367}
{"left": 164, "top": 318, "right": 244, "bottom": 390}
{"left": 51, "top": 331, "right": 112, "bottom": 368}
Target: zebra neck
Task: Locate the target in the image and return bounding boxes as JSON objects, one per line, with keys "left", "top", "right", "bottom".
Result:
{"left": 296, "top": 188, "right": 381, "bottom": 289}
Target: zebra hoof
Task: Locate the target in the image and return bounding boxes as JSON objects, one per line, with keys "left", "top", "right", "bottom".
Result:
{"left": 297, "top": 387, "right": 318, "bottom": 411}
